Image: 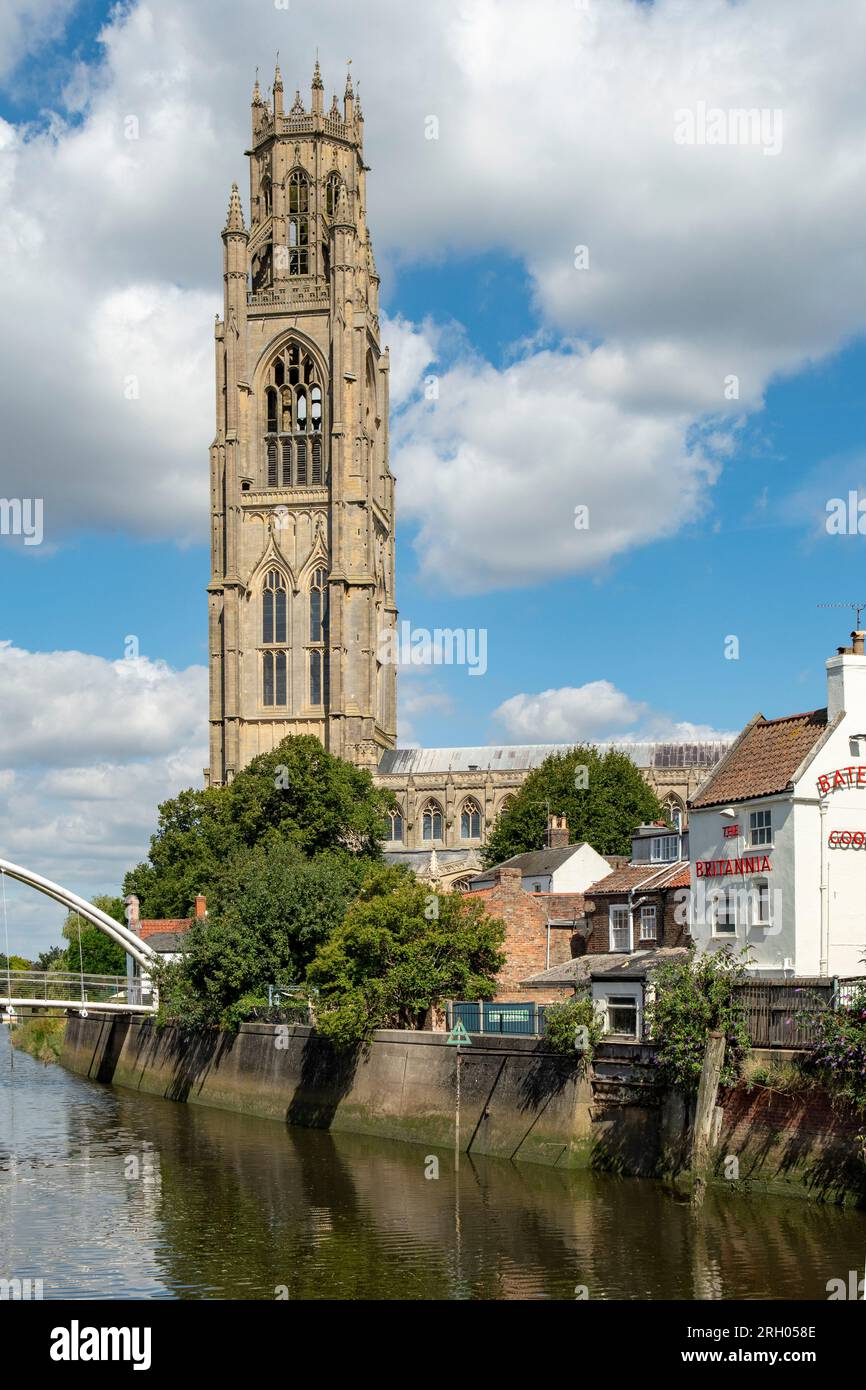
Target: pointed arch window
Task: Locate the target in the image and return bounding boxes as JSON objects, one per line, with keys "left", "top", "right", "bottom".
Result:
{"left": 262, "top": 571, "right": 288, "bottom": 707}
{"left": 388, "top": 807, "right": 404, "bottom": 843}
{"left": 460, "top": 798, "right": 482, "bottom": 841}
{"left": 308, "top": 566, "right": 328, "bottom": 708}
{"left": 262, "top": 342, "right": 326, "bottom": 489}
{"left": 325, "top": 173, "right": 342, "bottom": 220}
{"left": 422, "top": 800, "right": 444, "bottom": 843}
{"left": 288, "top": 171, "right": 309, "bottom": 275}
{"left": 262, "top": 569, "right": 287, "bottom": 645}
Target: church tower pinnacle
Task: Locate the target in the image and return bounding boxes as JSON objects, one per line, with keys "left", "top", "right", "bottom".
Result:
{"left": 206, "top": 61, "right": 397, "bottom": 786}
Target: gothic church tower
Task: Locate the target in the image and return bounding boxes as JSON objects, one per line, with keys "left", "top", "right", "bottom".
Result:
{"left": 207, "top": 62, "right": 397, "bottom": 785}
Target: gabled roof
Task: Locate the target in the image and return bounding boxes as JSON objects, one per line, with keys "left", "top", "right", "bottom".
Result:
{"left": 689, "top": 708, "right": 833, "bottom": 809}
{"left": 586, "top": 860, "right": 690, "bottom": 896}
{"left": 470, "top": 842, "right": 587, "bottom": 881}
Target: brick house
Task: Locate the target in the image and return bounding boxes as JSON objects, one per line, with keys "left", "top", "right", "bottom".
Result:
{"left": 471, "top": 867, "right": 595, "bottom": 1002}
{"left": 517, "top": 824, "right": 692, "bottom": 1037}
{"left": 125, "top": 893, "right": 206, "bottom": 999}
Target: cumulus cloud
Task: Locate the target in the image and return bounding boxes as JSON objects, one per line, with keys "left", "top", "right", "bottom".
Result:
{"left": 493, "top": 681, "right": 735, "bottom": 745}
{"left": 0, "top": 0, "right": 864, "bottom": 585}
{"left": 0, "top": 0, "right": 77, "bottom": 81}
{"left": 0, "top": 642, "right": 207, "bottom": 953}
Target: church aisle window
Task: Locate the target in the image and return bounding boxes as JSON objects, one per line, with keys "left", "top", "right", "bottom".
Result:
{"left": 460, "top": 798, "right": 482, "bottom": 840}
{"left": 422, "top": 800, "right": 443, "bottom": 842}
{"left": 388, "top": 807, "right": 404, "bottom": 842}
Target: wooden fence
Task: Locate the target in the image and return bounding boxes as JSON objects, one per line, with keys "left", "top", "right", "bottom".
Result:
{"left": 734, "top": 977, "right": 866, "bottom": 1048}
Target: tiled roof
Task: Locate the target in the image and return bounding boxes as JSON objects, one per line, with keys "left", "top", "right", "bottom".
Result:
{"left": 689, "top": 708, "right": 831, "bottom": 809}
{"left": 586, "top": 860, "right": 690, "bottom": 895}
{"left": 140, "top": 919, "right": 192, "bottom": 939}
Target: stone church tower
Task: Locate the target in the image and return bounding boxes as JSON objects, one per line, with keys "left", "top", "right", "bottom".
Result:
{"left": 206, "top": 62, "right": 398, "bottom": 786}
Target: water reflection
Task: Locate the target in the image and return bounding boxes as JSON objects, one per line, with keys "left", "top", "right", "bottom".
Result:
{"left": 1, "top": 1029, "right": 863, "bottom": 1300}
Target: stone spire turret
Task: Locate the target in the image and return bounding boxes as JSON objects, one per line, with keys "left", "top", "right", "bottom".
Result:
{"left": 273, "top": 61, "right": 283, "bottom": 117}
{"left": 223, "top": 182, "right": 246, "bottom": 234}
{"left": 312, "top": 58, "right": 324, "bottom": 114}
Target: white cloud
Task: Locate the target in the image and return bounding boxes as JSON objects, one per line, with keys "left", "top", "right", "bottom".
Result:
{"left": 2, "top": 0, "right": 866, "bottom": 580}
{"left": 0, "top": 0, "right": 77, "bottom": 80}
{"left": 494, "top": 680, "right": 735, "bottom": 745}
{"left": 0, "top": 642, "right": 207, "bottom": 954}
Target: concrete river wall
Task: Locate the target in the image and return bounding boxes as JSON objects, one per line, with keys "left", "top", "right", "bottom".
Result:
{"left": 62, "top": 1016, "right": 866, "bottom": 1202}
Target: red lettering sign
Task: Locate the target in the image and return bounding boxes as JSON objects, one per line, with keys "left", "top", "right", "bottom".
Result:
{"left": 722, "top": 824, "right": 740, "bottom": 839}
{"left": 818, "top": 765, "right": 866, "bottom": 794}
{"left": 696, "top": 857, "right": 771, "bottom": 876}
{"left": 828, "top": 830, "right": 866, "bottom": 848}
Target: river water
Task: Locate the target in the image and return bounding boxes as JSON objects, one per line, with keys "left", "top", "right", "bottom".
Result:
{"left": 1, "top": 1027, "right": 864, "bottom": 1301}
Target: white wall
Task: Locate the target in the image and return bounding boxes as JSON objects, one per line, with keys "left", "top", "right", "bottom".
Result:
{"left": 688, "top": 796, "right": 795, "bottom": 975}
{"left": 549, "top": 842, "right": 612, "bottom": 893}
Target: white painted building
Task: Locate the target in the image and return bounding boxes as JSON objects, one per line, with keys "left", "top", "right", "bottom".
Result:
{"left": 687, "top": 632, "right": 866, "bottom": 979}
{"left": 468, "top": 818, "right": 611, "bottom": 895}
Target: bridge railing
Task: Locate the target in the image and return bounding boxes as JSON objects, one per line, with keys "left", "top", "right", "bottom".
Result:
{"left": 0, "top": 971, "right": 149, "bottom": 1007}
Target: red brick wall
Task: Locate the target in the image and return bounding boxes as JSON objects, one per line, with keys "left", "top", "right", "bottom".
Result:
{"left": 476, "top": 870, "right": 585, "bottom": 998}
{"left": 583, "top": 890, "right": 690, "bottom": 954}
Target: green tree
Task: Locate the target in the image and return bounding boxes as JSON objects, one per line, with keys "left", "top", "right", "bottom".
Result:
{"left": 307, "top": 866, "right": 507, "bottom": 1048}
{"left": 156, "top": 842, "right": 367, "bottom": 1031}
{"left": 645, "top": 948, "right": 750, "bottom": 1091}
{"left": 543, "top": 994, "right": 605, "bottom": 1058}
{"left": 61, "top": 895, "right": 127, "bottom": 975}
{"left": 482, "top": 746, "right": 663, "bottom": 866}
{"left": 124, "top": 735, "right": 393, "bottom": 918}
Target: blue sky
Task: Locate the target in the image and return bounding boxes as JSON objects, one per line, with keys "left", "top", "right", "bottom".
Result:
{"left": 2, "top": 0, "right": 866, "bottom": 946}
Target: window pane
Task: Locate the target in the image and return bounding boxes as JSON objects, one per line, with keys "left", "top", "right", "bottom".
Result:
{"left": 262, "top": 588, "right": 273, "bottom": 644}
{"left": 275, "top": 587, "right": 287, "bottom": 645}
{"left": 310, "top": 589, "right": 322, "bottom": 643}
{"left": 275, "top": 651, "right": 287, "bottom": 706}
{"left": 263, "top": 651, "right": 274, "bottom": 706}
{"left": 310, "top": 650, "right": 321, "bottom": 706}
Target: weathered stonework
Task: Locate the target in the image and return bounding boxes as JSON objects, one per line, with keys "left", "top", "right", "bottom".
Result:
{"left": 207, "top": 63, "right": 397, "bottom": 786}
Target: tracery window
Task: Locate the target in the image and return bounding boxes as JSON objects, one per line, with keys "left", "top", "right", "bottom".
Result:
{"left": 460, "top": 798, "right": 482, "bottom": 840}
{"left": 261, "top": 570, "right": 288, "bottom": 708}
{"left": 262, "top": 343, "right": 325, "bottom": 488}
{"left": 388, "top": 807, "right": 404, "bottom": 843}
{"left": 422, "top": 800, "right": 443, "bottom": 842}
{"left": 288, "top": 170, "right": 309, "bottom": 275}
{"left": 324, "top": 173, "right": 342, "bottom": 220}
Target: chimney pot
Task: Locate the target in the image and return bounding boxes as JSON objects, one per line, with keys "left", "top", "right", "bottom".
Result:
{"left": 547, "top": 814, "right": 569, "bottom": 850}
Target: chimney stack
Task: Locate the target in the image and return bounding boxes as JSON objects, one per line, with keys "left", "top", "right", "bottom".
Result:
{"left": 194, "top": 894, "right": 207, "bottom": 920}
{"left": 547, "top": 814, "right": 569, "bottom": 850}
{"left": 125, "top": 895, "right": 140, "bottom": 934}
{"left": 827, "top": 632, "right": 866, "bottom": 721}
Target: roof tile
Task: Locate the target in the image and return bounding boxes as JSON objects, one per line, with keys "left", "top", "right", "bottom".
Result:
{"left": 690, "top": 709, "right": 828, "bottom": 809}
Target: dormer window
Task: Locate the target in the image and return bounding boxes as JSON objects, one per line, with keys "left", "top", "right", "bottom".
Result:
{"left": 650, "top": 834, "right": 679, "bottom": 863}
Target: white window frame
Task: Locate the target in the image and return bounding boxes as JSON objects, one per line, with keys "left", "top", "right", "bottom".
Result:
{"left": 710, "top": 885, "right": 738, "bottom": 937}
{"left": 639, "top": 904, "right": 657, "bottom": 941}
{"left": 750, "top": 878, "right": 772, "bottom": 928}
{"left": 749, "top": 808, "right": 773, "bottom": 847}
{"left": 609, "top": 904, "right": 632, "bottom": 952}
{"left": 606, "top": 994, "right": 639, "bottom": 1038}
{"left": 651, "top": 834, "right": 679, "bottom": 863}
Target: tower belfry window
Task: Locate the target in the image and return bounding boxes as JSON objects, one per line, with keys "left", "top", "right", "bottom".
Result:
{"left": 288, "top": 171, "right": 309, "bottom": 275}
{"left": 262, "top": 342, "right": 326, "bottom": 489}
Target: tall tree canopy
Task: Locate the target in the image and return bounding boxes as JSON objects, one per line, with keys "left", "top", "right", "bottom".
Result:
{"left": 482, "top": 746, "right": 663, "bottom": 866}
{"left": 308, "top": 865, "right": 506, "bottom": 1048}
{"left": 62, "top": 895, "right": 127, "bottom": 975}
{"left": 124, "top": 736, "right": 393, "bottom": 918}
{"left": 156, "top": 842, "right": 366, "bottom": 1031}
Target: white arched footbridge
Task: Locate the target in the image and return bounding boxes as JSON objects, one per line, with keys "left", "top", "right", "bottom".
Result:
{"left": 1, "top": 856, "right": 157, "bottom": 1015}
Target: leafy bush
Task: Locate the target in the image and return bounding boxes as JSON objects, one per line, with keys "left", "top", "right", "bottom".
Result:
{"left": 645, "top": 947, "right": 750, "bottom": 1091}
{"left": 803, "top": 985, "right": 866, "bottom": 1115}
{"left": 543, "top": 994, "right": 604, "bottom": 1058}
